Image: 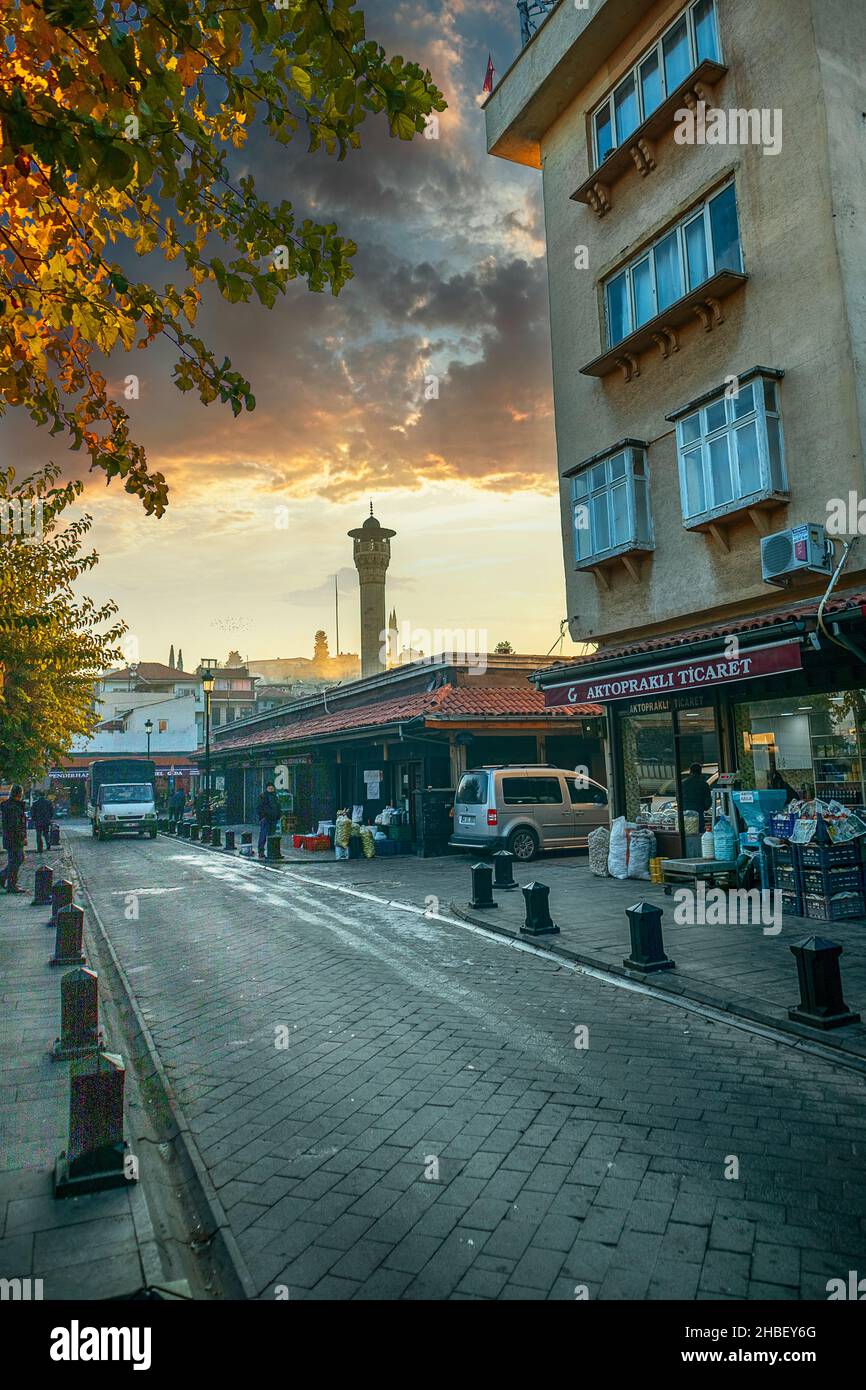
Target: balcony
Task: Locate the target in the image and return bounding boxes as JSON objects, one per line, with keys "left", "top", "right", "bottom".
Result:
{"left": 572, "top": 57, "right": 727, "bottom": 215}
{"left": 580, "top": 268, "right": 748, "bottom": 382}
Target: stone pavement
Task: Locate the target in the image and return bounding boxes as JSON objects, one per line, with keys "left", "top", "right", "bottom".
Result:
{"left": 0, "top": 833, "right": 165, "bottom": 1300}
{"left": 202, "top": 825, "right": 866, "bottom": 1062}
{"left": 67, "top": 824, "right": 866, "bottom": 1300}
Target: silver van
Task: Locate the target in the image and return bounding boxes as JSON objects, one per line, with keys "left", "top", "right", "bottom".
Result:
{"left": 448, "top": 765, "right": 610, "bottom": 862}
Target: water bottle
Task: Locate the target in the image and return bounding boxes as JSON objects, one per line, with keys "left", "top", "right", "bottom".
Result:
{"left": 713, "top": 814, "right": 736, "bottom": 861}
{"left": 701, "top": 829, "right": 715, "bottom": 859}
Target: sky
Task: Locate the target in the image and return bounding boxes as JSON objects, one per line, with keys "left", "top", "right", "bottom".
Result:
{"left": 6, "top": 0, "right": 584, "bottom": 669}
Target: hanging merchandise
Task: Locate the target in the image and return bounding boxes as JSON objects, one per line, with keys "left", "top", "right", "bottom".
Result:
{"left": 713, "top": 813, "right": 737, "bottom": 861}
{"left": 360, "top": 825, "right": 376, "bottom": 859}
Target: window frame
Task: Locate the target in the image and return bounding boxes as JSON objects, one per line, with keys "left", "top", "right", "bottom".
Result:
{"left": 591, "top": 0, "right": 722, "bottom": 169}
{"left": 571, "top": 444, "right": 655, "bottom": 567}
{"left": 603, "top": 181, "right": 742, "bottom": 348}
{"left": 672, "top": 372, "right": 788, "bottom": 527}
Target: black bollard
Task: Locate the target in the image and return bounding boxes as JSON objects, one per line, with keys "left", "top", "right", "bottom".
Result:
{"left": 521, "top": 881, "right": 559, "bottom": 935}
{"left": 55, "top": 1051, "right": 133, "bottom": 1198}
{"left": 47, "top": 878, "right": 74, "bottom": 929}
{"left": 623, "top": 900, "right": 675, "bottom": 973}
{"left": 51, "top": 967, "right": 102, "bottom": 1060}
{"left": 49, "top": 824, "right": 61, "bottom": 848}
{"left": 788, "top": 936, "right": 861, "bottom": 1029}
{"left": 211, "top": 827, "right": 222, "bottom": 847}
{"left": 189, "top": 825, "right": 200, "bottom": 842}
{"left": 493, "top": 850, "right": 518, "bottom": 891}
{"left": 31, "top": 865, "right": 53, "bottom": 907}
{"left": 241, "top": 831, "right": 253, "bottom": 846}
{"left": 469, "top": 862, "right": 497, "bottom": 910}
{"left": 179, "top": 822, "right": 191, "bottom": 839}
{"left": 50, "top": 905, "right": 86, "bottom": 968}
{"left": 266, "top": 833, "right": 283, "bottom": 862}
{"left": 223, "top": 830, "right": 236, "bottom": 851}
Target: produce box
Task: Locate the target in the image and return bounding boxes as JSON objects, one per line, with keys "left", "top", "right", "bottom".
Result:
{"left": 798, "top": 841, "right": 861, "bottom": 870}
{"left": 803, "top": 893, "right": 865, "bottom": 922}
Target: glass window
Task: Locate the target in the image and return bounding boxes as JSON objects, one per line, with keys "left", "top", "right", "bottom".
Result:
{"left": 569, "top": 780, "right": 608, "bottom": 806}
{"left": 709, "top": 184, "right": 742, "bottom": 272}
{"left": 736, "top": 693, "right": 866, "bottom": 807}
{"left": 654, "top": 230, "right": 683, "bottom": 310}
{"left": 606, "top": 271, "right": 631, "bottom": 345}
{"left": 502, "top": 777, "right": 562, "bottom": 806}
{"left": 693, "top": 0, "right": 720, "bottom": 63}
{"left": 675, "top": 373, "right": 788, "bottom": 523}
{"left": 684, "top": 215, "right": 709, "bottom": 290}
{"left": 589, "top": 3, "right": 720, "bottom": 169}
{"left": 632, "top": 256, "right": 656, "bottom": 327}
{"left": 595, "top": 104, "right": 614, "bottom": 163}
{"left": 640, "top": 51, "right": 663, "bottom": 117}
{"left": 614, "top": 72, "right": 640, "bottom": 143}
{"left": 663, "top": 16, "right": 692, "bottom": 92}
{"left": 571, "top": 447, "right": 654, "bottom": 565}
{"left": 456, "top": 772, "right": 488, "bottom": 805}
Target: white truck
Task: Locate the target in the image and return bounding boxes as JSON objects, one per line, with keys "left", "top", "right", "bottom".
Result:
{"left": 89, "top": 759, "right": 158, "bottom": 841}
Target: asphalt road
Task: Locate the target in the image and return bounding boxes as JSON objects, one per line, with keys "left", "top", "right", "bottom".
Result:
{"left": 67, "top": 824, "right": 866, "bottom": 1301}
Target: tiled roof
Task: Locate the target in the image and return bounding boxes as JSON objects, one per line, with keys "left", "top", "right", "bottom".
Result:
{"left": 209, "top": 684, "right": 602, "bottom": 752}
{"left": 541, "top": 591, "right": 866, "bottom": 673}
{"left": 104, "top": 664, "right": 197, "bottom": 682}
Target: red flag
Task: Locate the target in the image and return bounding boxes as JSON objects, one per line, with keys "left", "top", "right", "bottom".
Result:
{"left": 482, "top": 55, "right": 495, "bottom": 94}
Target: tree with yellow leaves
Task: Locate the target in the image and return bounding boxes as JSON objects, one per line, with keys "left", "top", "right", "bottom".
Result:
{"left": 0, "top": 465, "right": 125, "bottom": 782}
{"left": 0, "top": 1, "right": 445, "bottom": 515}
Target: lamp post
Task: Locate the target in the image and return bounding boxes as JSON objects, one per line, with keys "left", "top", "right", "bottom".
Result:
{"left": 144, "top": 718, "right": 153, "bottom": 757}
{"left": 201, "top": 670, "right": 215, "bottom": 824}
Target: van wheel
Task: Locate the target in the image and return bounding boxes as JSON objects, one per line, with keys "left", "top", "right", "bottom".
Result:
{"left": 508, "top": 827, "right": 539, "bottom": 863}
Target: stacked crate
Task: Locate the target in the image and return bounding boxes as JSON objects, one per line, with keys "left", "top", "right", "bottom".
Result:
{"left": 765, "top": 841, "right": 802, "bottom": 917}
{"left": 798, "top": 840, "right": 864, "bottom": 921}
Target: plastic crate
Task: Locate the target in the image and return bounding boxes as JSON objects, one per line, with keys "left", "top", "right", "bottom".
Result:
{"left": 803, "top": 893, "right": 865, "bottom": 922}
{"left": 802, "top": 866, "right": 861, "bottom": 896}
{"left": 798, "top": 840, "right": 861, "bottom": 870}
{"left": 780, "top": 890, "right": 803, "bottom": 918}
{"left": 375, "top": 839, "right": 398, "bottom": 856}
{"left": 774, "top": 864, "right": 799, "bottom": 891}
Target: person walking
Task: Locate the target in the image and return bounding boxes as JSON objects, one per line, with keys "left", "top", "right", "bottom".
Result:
{"left": 170, "top": 786, "right": 187, "bottom": 823}
{"left": 30, "top": 790, "right": 55, "bottom": 853}
{"left": 0, "top": 785, "right": 28, "bottom": 893}
{"left": 257, "top": 783, "right": 281, "bottom": 859}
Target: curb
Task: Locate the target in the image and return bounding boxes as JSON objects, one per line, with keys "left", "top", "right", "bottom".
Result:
{"left": 68, "top": 846, "right": 259, "bottom": 1300}
{"left": 447, "top": 901, "right": 866, "bottom": 1075}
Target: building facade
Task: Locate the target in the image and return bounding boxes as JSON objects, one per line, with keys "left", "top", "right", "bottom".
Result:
{"left": 487, "top": 0, "right": 866, "bottom": 850}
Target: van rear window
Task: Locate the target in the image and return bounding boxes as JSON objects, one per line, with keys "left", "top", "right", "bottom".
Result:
{"left": 456, "top": 772, "right": 488, "bottom": 805}
{"left": 502, "top": 776, "right": 563, "bottom": 806}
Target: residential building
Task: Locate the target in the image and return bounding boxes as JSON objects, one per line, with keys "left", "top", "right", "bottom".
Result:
{"left": 487, "top": 0, "right": 866, "bottom": 851}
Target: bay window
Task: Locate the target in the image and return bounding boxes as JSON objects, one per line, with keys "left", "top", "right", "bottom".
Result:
{"left": 591, "top": 0, "right": 722, "bottom": 168}
{"left": 603, "top": 182, "right": 742, "bottom": 348}
{"left": 668, "top": 370, "right": 788, "bottom": 526}
{"left": 570, "top": 444, "right": 654, "bottom": 566}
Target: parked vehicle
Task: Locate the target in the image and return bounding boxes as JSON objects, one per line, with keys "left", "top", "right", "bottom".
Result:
{"left": 88, "top": 759, "right": 157, "bottom": 841}
{"left": 448, "top": 765, "right": 610, "bottom": 862}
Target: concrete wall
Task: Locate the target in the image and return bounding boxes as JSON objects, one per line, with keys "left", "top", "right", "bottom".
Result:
{"left": 496, "top": 0, "right": 866, "bottom": 647}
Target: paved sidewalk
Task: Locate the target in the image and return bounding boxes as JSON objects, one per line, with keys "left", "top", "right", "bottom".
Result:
{"left": 0, "top": 835, "right": 163, "bottom": 1299}
{"left": 187, "top": 826, "right": 866, "bottom": 1062}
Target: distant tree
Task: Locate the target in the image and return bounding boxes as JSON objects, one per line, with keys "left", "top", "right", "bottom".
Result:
{"left": 313, "top": 630, "right": 330, "bottom": 665}
{"left": 494, "top": 640, "right": 514, "bottom": 655}
{"left": 0, "top": 464, "right": 124, "bottom": 781}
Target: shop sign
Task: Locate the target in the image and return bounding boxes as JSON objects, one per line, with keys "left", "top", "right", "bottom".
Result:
{"left": 363, "top": 769, "right": 383, "bottom": 800}
{"left": 617, "top": 691, "right": 708, "bottom": 716}
{"left": 49, "top": 769, "right": 89, "bottom": 780}
{"left": 545, "top": 640, "right": 803, "bottom": 707}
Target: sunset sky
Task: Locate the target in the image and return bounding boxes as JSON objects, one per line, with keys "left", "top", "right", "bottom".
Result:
{"left": 6, "top": 0, "right": 586, "bottom": 669}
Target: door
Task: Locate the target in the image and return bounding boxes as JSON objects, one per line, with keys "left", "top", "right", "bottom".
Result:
{"left": 500, "top": 774, "right": 572, "bottom": 847}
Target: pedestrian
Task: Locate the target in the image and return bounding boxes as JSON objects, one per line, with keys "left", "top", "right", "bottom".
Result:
{"left": 30, "top": 789, "right": 55, "bottom": 853}
{"left": 256, "top": 782, "right": 281, "bottom": 859}
{"left": 170, "top": 786, "right": 187, "bottom": 822}
{"left": 680, "top": 762, "right": 712, "bottom": 831}
{"left": 0, "top": 784, "right": 28, "bottom": 894}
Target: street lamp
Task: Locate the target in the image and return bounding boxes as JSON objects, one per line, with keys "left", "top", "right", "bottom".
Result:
{"left": 144, "top": 718, "right": 153, "bottom": 757}
{"left": 201, "top": 670, "right": 216, "bottom": 822}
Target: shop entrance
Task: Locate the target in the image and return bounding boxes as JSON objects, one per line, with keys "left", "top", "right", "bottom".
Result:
{"left": 618, "top": 696, "right": 720, "bottom": 852}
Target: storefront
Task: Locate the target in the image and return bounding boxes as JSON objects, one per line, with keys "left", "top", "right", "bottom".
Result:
{"left": 48, "top": 756, "right": 200, "bottom": 813}
{"left": 538, "top": 591, "right": 866, "bottom": 854}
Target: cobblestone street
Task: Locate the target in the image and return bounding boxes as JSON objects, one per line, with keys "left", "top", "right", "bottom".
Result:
{"left": 65, "top": 826, "right": 866, "bottom": 1301}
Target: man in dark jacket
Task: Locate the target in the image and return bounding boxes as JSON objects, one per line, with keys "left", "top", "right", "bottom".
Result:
{"left": 257, "top": 783, "right": 281, "bottom": 858}
{"left": 170, "top": 787, "right": 187, "bottom": 822}
{"left": 680, "top": 762, "right": 712, "bottom": 832}
{"left": 0, "top": 785, "right": 28, "bottom": 893}
{"left": 30, "top": 791, "right": 54, "bottom": 853}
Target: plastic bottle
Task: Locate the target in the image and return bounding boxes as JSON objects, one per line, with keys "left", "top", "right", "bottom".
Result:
{"left": 713, "top": 814, "right": 736, "bottom": 861}
{"left": 701, "top": 829, "right": 715, "bottom": 859}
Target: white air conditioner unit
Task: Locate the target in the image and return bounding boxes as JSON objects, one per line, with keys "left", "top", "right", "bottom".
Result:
{"left": 761, "top": 523, "right": 834, "bottom": 587}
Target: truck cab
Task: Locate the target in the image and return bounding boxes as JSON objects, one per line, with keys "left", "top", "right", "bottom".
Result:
{"left": 88, "top": 759, "right": 158, "bottom": 841}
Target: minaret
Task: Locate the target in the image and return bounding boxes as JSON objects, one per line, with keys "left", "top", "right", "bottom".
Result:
{"left": 349, "top": 503, "right": 396, "bottom": 680}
